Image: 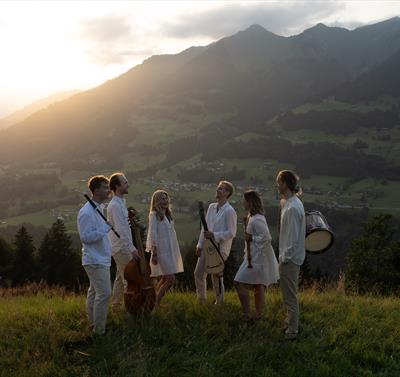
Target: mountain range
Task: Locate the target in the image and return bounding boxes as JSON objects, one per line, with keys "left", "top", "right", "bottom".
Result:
{"left": 0, "top": 90, "right": 80, "bottom": 130}
{"left": 1, "top": 17, "right": 400, "bottom": 167}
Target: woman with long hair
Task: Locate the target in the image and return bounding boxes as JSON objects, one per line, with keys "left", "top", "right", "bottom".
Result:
{"left": 146, "top": 189, "right": 183, "bottom": 307}
{"left": 234, "top": 190, "right": 279, "bottom": 322}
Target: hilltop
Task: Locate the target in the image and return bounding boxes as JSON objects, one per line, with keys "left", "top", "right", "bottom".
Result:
{"left": 0, "top": 288, "right": 399, "bottom": 377}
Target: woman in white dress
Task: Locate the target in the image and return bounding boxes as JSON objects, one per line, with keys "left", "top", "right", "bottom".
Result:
{"left": 234, "top": 190, "right": 279, "bottom": 321}
{"left": 146, "top": 190, "right": 184, "bottom": 307}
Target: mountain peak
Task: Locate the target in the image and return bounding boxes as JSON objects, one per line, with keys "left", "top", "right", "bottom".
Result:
{"left": 303, "top": 22, "right": 348, "bottom": 35}
{"left": 247, "top": 24, "right": 267, "bottom": 32}
{"left": 240, "top": 23, "right": 278, "bottom": 37}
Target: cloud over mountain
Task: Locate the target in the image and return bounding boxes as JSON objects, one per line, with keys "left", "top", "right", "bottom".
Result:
{"left": 162, "top": 1, "right": 345, "bottom": 38}
{"left": 79, "top": 14, "right": 154, "bottom": 64}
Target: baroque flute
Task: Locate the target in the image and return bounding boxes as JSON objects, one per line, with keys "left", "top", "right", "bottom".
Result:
{"left": 83, "top": 194, "right": 120, "bottom": 238}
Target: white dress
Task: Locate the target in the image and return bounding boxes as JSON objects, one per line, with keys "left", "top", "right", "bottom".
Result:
{"left": 234, "top": 214, "right": 279, "bottom": 286}
{"left": 146, "top": 212, "right": 184, "bottom": 277}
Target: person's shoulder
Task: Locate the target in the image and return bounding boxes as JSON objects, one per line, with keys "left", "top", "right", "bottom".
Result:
{"left": 207, "top": 202, "right": 218, "bottom": 211}
{"left": 226, "top": 202, "right": 236, "bottom": 213}
{"left": 78, "top": 202, "right": 92, "bottom": 217}
{"left": 286, "top": 199, "right": 304, "bottom": 217}
{"left": 250, "top": 213, "right": 266, "bottom": 224}
{"left": 107, "top": 198, "right": 118, "bottom": 210}
{"left": 292, "top": 197, "right": 305, "bottom": 211}
{"left": 252, "top": 213, "right": 266, "bottom": 220}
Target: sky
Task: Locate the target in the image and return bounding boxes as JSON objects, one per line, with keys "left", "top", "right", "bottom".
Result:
{"left": 0, "top": 0, "right": 399, "bottom": 118}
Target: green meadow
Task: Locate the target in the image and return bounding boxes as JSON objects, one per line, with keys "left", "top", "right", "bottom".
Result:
{"left": 1, "top": 287, "right": 399, "bottom": 377}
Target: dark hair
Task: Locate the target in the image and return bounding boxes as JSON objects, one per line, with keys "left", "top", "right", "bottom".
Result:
{"left": 244, "top": 190, "right": 264, "bottom": 216}
{"left": 218, "top": 180, "right": 234, "bottom": 198}
{"left": 277, "top": 170, "right": 301, "bottom": 194}
{"left": 88, "top": 175, "right": 109, "bottom": 194}
{"left": 109, "top": 172, "right": 125, "bottom": 192}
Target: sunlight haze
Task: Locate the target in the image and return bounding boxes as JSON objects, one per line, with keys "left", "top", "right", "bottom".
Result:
{"left": 0, "top": 0, "right": 399, "bottom": 117}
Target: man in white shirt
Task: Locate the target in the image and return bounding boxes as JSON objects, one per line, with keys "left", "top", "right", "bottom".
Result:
{"left": 195, "top": 180, "right": 237, "bottom": 304}
{"left": 77, "top": 175, "right": 112, "bottom": 335}
{"left": 107, "top": 173, "right": 139, "bottom": 309}
{"left": 276, "top": 170, "right": 306, "bottom": 340}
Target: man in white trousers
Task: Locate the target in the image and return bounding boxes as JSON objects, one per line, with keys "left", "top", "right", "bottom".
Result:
{"left": 107, "top": 172, "right": 139, "bottom": 309}
{"left": 194, "top": 180, "right": 237, "bottom": 304}
{"left": 78, "top": 175, "right": 112, "bottom": 335}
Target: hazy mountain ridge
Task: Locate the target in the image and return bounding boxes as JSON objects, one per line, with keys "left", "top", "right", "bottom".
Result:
{"left": 0, "top": 90, "right": 80, "bottom": 130}
{"left": 1, "top": 18, "right": 400, "bottom": 165}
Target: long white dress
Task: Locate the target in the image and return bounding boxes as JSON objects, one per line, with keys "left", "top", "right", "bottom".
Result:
{"left": 234, "top": 214, "right": 279, "bottom": 286}
{"left": 146, "top": 211, "right": 184, "bottom": 277}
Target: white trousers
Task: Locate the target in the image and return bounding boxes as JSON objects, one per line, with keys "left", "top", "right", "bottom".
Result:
{"left": 194, "top": 251, "right": 225, "bottom": 303}
{"left": 279, "top": 262, "right": 300, "bottom": 334}
{"left": 84, "top": 264, "right": 111, "bottom": 335}
{"left": 111, "top": 252, "right": 133, "bottom": 306}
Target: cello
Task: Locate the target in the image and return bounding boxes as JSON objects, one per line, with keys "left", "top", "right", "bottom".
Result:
{"left": 123, "top": 207, "right": 156, "bottom": 315}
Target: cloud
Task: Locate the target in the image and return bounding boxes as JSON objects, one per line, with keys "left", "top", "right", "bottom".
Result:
{"left": 162, "top": 1, "right": 346, "bottom": 38}
{"left": 79, "top": 14, "right": 154, "bottom": 65}
{"left": 80, "top": 14, "right": 132, "bottom": 43}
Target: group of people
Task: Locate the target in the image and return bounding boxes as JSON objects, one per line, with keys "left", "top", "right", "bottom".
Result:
{"left": 77, "top": 170, "right": 306, "bottom": 340}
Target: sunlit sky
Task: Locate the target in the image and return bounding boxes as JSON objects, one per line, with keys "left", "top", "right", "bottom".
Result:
{"left": 0, "top": 1, "right": 399, "bottom": 117}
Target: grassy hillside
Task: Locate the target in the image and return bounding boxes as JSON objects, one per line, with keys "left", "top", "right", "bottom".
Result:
{"left": 1, "top": 287, "right": 399, "bottom": 377}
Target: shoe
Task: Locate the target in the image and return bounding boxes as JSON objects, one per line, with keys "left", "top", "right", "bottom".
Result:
{"left": 213, "top": 298, "right": 224, "bottom": 305}
{"left": 284, "top": 331, "right": 298, "bottom": 341}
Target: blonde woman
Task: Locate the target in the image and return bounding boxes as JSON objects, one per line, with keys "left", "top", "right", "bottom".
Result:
{"left": 146, "top": 189, "right": 183, "bottom": 307}
{"left": 234, "top": 190, "right": 279, "bottom": 322}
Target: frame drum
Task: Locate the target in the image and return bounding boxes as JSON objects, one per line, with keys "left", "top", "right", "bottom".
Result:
{"left": 305, "top": 211, "right": 334, "bottom": 254}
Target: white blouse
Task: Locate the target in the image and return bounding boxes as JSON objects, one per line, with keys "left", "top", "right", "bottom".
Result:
{"left": 146, "top": 212, "right": 184, "bottom": 277}
{"left": 234, "top": 214, "right": 279, "bottom": 286}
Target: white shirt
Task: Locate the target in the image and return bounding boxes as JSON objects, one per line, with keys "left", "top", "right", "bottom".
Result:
{"left": 77, "top": 201, "right": 112, "bottom": 266}
{"left": 107, "top": 196, "right": 137, "bottom": 256}
{"left": 197, "top": 201, "right": 237, "bottom": 259}
{"left": 279, "top": 196, "right": 306, "bottom": 266}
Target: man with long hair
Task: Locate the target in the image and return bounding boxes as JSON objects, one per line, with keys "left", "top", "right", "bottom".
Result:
{"left": 276, "top": 170, "right": 306, "bottom": 340}
{"left": 195, "top": 180, "right": 237, "bottom": 304}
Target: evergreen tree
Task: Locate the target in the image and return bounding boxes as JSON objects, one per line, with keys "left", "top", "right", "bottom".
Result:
{"left": 10, "top": 226, "right": 36, "bottom": 286}
{"left": 37, "top": 219, "right": 82, "bottom": 289}
{"left": 0, "top": 236, "right": 13, "bottom": 285}
{"left": 346, "top": 214, "right": 400, "bottom": 294}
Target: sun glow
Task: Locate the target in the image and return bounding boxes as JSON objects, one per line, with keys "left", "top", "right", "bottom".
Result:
{"left": 0, "top": 1, "right": 216, "bottom": 116}
{"left": 1, "top": 1, "right": 400, "bottom": 117}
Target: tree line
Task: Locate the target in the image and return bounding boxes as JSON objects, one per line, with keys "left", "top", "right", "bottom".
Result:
{"left": 0, "top": 214, "right": 398, "bottom": 295}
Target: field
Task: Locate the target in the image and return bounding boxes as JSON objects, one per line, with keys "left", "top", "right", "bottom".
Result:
{"left": 1, "top": 287, "right": 399, "bottom": 377}
{"left": 1, "top": 97, "right": 400, "bottom": 240}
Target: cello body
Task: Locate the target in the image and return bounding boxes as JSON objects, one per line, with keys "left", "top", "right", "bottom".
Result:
{"left": 124, "top": 208, "right": 155, "bottom": 315}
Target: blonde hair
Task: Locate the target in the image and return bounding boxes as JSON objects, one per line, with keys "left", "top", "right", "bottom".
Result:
{"left": 149, "top": 189, "right": 172, "bottom": 221}
{"left": 218, "top": 180, "right": 234, "bottom": 198}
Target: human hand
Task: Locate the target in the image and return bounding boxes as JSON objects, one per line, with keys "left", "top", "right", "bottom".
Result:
{"left": 244, "top": 233, "right": 252, "bottom": 242}
{"left": 195, "top": 247, "right": 202, "bottom": 257}
{"left": 204, "top": 231, "right": 214, "bottom": 239}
